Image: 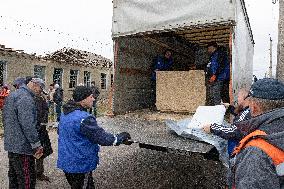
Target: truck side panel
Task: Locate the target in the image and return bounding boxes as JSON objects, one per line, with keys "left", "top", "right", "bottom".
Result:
{"left": 231, "top": 0, "right": 254, "bottom": 98}
{"left": 112, "top": 37, "right": 162, "bottom": 114}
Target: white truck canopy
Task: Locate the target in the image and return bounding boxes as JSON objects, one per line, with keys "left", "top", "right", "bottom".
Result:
{"left": 112, "top": 0, "right": 251, "bottom": 39}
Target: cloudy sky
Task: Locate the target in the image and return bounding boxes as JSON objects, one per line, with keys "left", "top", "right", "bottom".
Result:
{"left": 0, "top": 0, "right": 279, "bottom": 78}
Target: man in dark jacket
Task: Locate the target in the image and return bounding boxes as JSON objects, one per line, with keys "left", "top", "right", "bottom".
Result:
{"left": 57, "top": 86, "right": 131, "bottom": 189}
{"left": 53, "top": 84, "right": 63, "bottom": 122}
{"left": 4, "top": 78, "right": 45, "bottom": 189}
{"left": 206, "top": 42, "right": 230, "bottom": 105}
{"left": 34, "top": 90, "right": 53, "bottom": 181}
{"left": 203, "top": 88, "right": 251, "bottom": 155}
{"left": 231, "top": 78, "right": 284, "bottom": 189}
{"left": 89, "top": 81, "right": 100, "bottom": 116}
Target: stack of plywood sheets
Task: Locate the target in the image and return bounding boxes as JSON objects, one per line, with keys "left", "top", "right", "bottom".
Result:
{"left": 156, "top": 71, "right": 206, "bottom": 113}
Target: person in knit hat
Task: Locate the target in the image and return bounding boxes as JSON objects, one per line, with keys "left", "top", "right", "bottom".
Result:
{"left": 13, "top": 77, "right": 26, "bottom": 89}
{"left": 57, "top": 86, "right": 131, "bottom": 188}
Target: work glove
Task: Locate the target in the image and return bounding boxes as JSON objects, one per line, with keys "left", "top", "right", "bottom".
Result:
{"left": 116, "top": 132, "right": 131, "bottom": 145}
{"left": 209, "top": 75, "right": 216, "bottom": 83}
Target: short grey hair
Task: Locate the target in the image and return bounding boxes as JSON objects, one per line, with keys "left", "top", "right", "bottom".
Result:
{"left": 250, "top": 97, "right": 284, "bottom": 113}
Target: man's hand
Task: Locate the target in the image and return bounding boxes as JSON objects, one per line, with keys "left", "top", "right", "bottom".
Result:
{"left": 209, "top": 75, "right": 216, "bottom": 83}
{"left": 202, "top": 124, "right": 212, "bottom": 134}
{"left": 33, "top": 146, "right": 44, "bottom": 159}
{"left": 221, "top": 102, "right": 230, "bottom": 109}
{"left": 116, "top": 132, "right": 131, "bottom": 145}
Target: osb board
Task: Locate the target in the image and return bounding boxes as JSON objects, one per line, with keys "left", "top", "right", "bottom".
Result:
{"left": 156, "top": 71, "right": 206, "bottom": 113}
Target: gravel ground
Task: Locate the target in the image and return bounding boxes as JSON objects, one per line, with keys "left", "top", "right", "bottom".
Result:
{"left": 0, "top": 115, "right": 226, "bottom": 189}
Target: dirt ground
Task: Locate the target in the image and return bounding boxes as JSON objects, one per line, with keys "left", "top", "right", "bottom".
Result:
{"left": 0, "top": 114, "right": 226, "bottom": 189}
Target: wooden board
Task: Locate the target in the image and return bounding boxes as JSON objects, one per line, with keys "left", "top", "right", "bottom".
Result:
{"left": 156, "top": 71, "right": 206, "bottom": 113}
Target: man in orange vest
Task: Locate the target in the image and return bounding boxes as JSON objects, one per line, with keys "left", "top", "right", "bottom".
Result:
{"left": 0, "top": 84, "right": 10, "bottom": 110}
{"left": 231, "top": 78, "right": 284, "bottom": 189}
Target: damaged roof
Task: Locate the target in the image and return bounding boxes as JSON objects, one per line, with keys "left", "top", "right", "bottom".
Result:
{"left": 44, "top": 47, "right": 113, "bottom": 68}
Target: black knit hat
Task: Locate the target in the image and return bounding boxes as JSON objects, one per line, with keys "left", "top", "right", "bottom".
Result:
{"left": 73, "top": 86, "right": 93, "bottom": 102}
{"left": 247, "top": 78, "right": 284, "bottom": 100}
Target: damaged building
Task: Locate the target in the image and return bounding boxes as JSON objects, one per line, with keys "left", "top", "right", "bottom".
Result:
{"left": 0, "top": 45, "right": 113, "bottom": 100}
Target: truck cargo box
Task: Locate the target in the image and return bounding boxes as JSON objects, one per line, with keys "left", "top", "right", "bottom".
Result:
{"left": 111, "top": 0, "right": 254, "bottom": 114}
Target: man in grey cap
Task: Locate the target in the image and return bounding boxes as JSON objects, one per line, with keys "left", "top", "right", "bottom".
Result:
{"left": 12, "top": 77, "right": 26, "bottom": 89}
{"left": 3, "top": 77, "right": 45, "bottom": 189}
{"left": 230, "top": 78, "right": 284, "bottom": 189}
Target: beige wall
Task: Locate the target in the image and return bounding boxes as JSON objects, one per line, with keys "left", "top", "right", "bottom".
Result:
{"left": 0, "top": 50, "right": 113, "bottom": 101}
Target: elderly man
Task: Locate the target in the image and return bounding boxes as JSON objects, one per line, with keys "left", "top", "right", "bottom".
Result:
{"left": 231, "top": 78, "right": 284, "bottom": 189}
{"left": 4, "top": 78, "right": 45, "bottom": 189}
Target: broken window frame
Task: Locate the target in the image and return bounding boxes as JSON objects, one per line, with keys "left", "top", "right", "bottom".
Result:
{"left": 84, "top": 71, "right": 91, "bottom": 87}
{"left": 69, "top": 69, "right": 79, "bottom": 88}
{"left": 101, "top": 73, "right": 107, "bottom": 90}
{"left": 110, "top": 74, "right": 114, "bottom": 87}
{"left": 34, "top": 65, "right": 46, "bottom": 81}
{"left": 53, "top": 68, "right": 63, "bottom": 87}
{"left": 0, "top": 61, "right": 7, "bottom": 85}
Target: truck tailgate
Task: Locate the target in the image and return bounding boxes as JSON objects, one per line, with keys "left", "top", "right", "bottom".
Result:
{"left": 98, "top": 115, "right": 214, "bottom": 154}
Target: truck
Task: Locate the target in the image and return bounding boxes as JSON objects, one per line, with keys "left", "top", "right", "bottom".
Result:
{"left": 108, "top": 0, "right": 254, "bottom": 156}
{"left": 277, "top": 0, "right": 284, "bottom": 81}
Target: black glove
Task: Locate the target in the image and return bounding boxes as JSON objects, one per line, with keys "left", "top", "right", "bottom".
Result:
{"left": 116, "top": 132, "right": 131, "bottom": 145}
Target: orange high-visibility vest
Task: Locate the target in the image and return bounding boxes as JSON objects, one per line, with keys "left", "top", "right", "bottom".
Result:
{"left": 0, "top": 89, "right": 10, "bottom": 109}
{"left": 232, "top": 130, "right": 284, "bottom": 188}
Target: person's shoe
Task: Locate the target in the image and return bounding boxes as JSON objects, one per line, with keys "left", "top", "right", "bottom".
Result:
{"left": 37, "top": 174, "right": 51, "bottom": 182}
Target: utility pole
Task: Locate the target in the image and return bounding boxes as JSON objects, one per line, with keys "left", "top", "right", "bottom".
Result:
{"left": 269, "top": 36, "right": 273, "bottom": 78}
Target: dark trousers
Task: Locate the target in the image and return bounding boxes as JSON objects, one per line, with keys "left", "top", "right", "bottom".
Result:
{"left": 35, "top": 158, "right": 44, "bottom": 177}
{"left": 150, "top": 80, "right": 156, "bottom": 108}
{"left": 64, "top": 171, "right": 95, "bottom": 189}
{"left": 221, "top": 80, "right": 230, "bottom": 103}
{"left": 8, "top": 152, "right": 36, "bottom": 189}
{"left": 206, "top": 81, "right": 222, "bottom": 106}
{"left": 206, "top": 80, "right": 230, "bottom": 105}
{"left": 55, "top": 103, "right": 62, "bottom": 122}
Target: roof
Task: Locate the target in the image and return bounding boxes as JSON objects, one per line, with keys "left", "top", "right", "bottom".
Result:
{"left": 44, "top": 47, "right": 113, "bottom": 68}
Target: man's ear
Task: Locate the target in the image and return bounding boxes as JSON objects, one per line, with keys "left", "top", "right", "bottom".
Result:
{"left": 249, "top": 100, "right": 261, "bottom": 117}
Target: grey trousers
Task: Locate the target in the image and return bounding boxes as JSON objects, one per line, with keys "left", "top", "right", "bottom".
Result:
{"left": 206, "top": 81, "right": 223, "bottom": 106}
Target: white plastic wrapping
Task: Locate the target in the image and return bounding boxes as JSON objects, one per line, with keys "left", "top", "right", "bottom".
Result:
{"left": 166, "top": 105, "right": 229, "bottom": 167}
{"left": 166, "top": 119, "right": 229, "bottom": 168}
{"left": 187, "top": 105, "right": 226, "bottom": 129}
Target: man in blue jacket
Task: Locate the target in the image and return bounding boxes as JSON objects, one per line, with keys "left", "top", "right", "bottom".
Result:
{"left": 206, "top": 42, "right": 230, "bottom": 105}
{"left": 57, "top": 86, "right": 131, "bottom": 189}
{"left": 151, "top": 49, "right": 174, "bottom": 108}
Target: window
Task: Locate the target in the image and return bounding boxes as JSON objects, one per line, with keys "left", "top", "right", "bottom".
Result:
{"left": 110, "top": 74, "right": 114, "bottom": 87}
{"left": 84, "top": 71, "right": 91, "bottom": 87}
{"left": 53, "top": 68, "right": 63, "bottom": 87}
{"left": 0, "top": 61, "right": 7, "bottom": 85}
{"left": 34, "top": 65, "right": 46, "bottom": 81}
{"left": 101, "top": 73, "right": 106, "bottom": 90}
{"left": 69, "top": 70, "right": 79, "bottom": 88}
